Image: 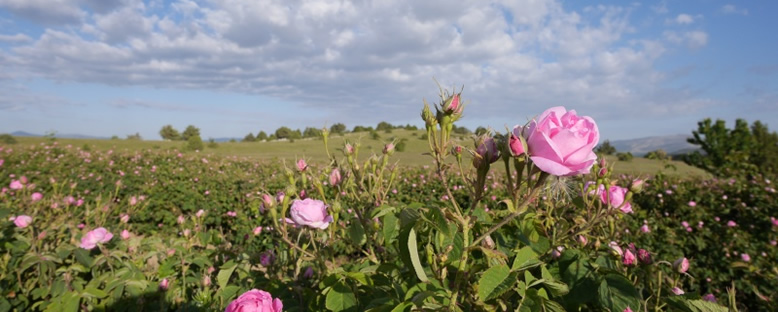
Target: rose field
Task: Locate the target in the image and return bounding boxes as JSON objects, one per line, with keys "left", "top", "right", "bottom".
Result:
{"left": 2, "top": 87, "right": 777, "bottom": 312}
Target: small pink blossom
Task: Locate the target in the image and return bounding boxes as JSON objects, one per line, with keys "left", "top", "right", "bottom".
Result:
{"left": 674, "top": 257, "right": 690, "bottom": 273}
{"left": 177, "top": 215, "right": 185, "bottom": 224}
{"left": 159, "top": 278, "right": 169, "bottom": 291}
{"left": 121, "top": 229, "right": 131, "bottom": 240}
{"left": 640, "top": 224, "right": 651, "bottom": 233}
{"left": 253, "top": 226, "right": 263, "bottom": 235}
{"left": 9, "top": 180, "right": 23, "bottom": 190}
{"left": 688, "top": 201, "right": 696, "bottom": 207}
{"left": 741, "top": 253, "right": 751, "bottom": 262}
{"left": 296, "top": 159, "right": 308, "bottom": 172}
{"left": 622, "top": 249, "right": 636, "bottom": 266}
{"left": 14, "top": 215, "right": 32, "bottom": 228}
{"left": 196, "top": 209, "right": 205, "bottom": 218}
{"left": 727, "top": 220, "right": 737, "bottom": 227}
{"left": 80, "top": 227, "right": 113, "bottom": 250}
{"left": 671, "top": 287, "right": 685, "bottom": 295}
{"left": 31, "top": 192, "right": 43, "bottom": 202}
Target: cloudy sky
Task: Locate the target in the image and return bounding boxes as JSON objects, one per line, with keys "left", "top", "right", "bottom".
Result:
{"left": 0, "top": 0, "right": 776, "bottom": 141}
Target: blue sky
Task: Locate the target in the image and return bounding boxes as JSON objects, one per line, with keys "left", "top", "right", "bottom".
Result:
{"left": 0, "top": 0, "right": 776, "bottom": 141}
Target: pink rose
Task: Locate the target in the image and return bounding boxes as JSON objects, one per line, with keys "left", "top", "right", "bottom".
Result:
{"left": 159, "top": 278, "right": 169, "bottom": 291}
{"left": 525, "top": 106, "right": 599, "bottom": 176}
{"left": 622, "top": 249, "right": 636, "bottom": 266}
{"left": 14, "top": 215, "right": 32, "bottom": 228}
{"left": 121, "top": 229, "right": 131, "bottom": 240}
{"left": 601, "top": 185, "right": 632, "bottom": 213}
{"left": 9, "top": 180, "right": 23, "bottom": 190}
{"left": 640, "top": 224, "right": 651, "bottom": 233}
{"left": 286, "top": 199, "right": 333, "bottom": 230}
{"left": 80, "top": 227, "right": 113, "bottom": 250}
{"left": 225, "top": 289, "right": 283, "bottom": 312}
{"left": 253, "top": 226, "right": 263, "bottom": 235}
{"left": 671, "top": 287, "right": 685, "bottom": 295}
{"left": 31, "top": 192, "right": 43, "bottom": 202}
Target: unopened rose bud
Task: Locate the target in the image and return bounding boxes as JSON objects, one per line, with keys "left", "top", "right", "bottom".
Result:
{"left": 296, "top": 159, "right": 308, "bottom": 172}
{"left": 482, "top": 235, "right": 495, "bottom": 249}
{"left": 442, "top": 93, "right": 461, "bottom": 114}
{"left": 673, "top": 257, "right": 689, "bottom": 273}
{"left": 196, "top": 209, "right": 205, "bottom": 218}
{"left": 159, "top": 278, "right": 169, "bottom": 291}
{"left": 671, "top": 287, "right": 685, "bottom": 295}
{"left": 202, "top": 275, "right": 211, "bottom": 287}
{"left": 637, "top": 249, "right": 652, "bottom": 265}
{"left": 609, "top": 241, "right": 623, "bottom": 256}
{"left": 344, "top": 143, "right": 355, "bottom": 156}
{"left": 329, "top": 168, "right": 342, "bottom": 186}
{"left": 262, "top": 194, "right": 276, "bottom": 209}
{"left": 598, "top": 167, "right": 607, "bottom": 178}
{"left": 551, "top": 246, "right": 564, "bottom": 259}
{"left": 303, "top": 266, "right": 314, "bottom": 279}
{"left": 383, "top": 143, "right": 395, "bottom": 155}
{"left": 508, "top": 126, "right": 526, "bottom": 157}
{"left": 421, "top": 101, "right": 436, "bottom": 128}
{"left": 622, "top": 249, "right": 636, "bottom": 266}
{"left": 177, "top": 215, "right": 185, "bottom": 224}
{"left": 576, "top": 235, "right": 588, "bottom": 247}
{"left": 629, "top": 179, "right": 644, "bottom": 193}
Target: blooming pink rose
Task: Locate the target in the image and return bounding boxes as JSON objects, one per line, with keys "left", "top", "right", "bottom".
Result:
{"left": 225, "top": 289, "right": 283, "bottom": 312}
{"left": 31, "top": 192, "right": 43, "bottom": 202}
{"left": 286, "top": 199, "right": 333, "bottom": 230}
{"left": 14, "top": 215, "right": 32, "bottom": 228}
{"left": 525, "top": 107, "right": 599, "bottom": 176}
{"left": 80, "top": 227, "right": 113, "bottom": 250}
{"left": 9, "top": 180, "right": 23, "bottom": 190}
{"left": 601, "top": 185, "right": 632, "bottom": 213}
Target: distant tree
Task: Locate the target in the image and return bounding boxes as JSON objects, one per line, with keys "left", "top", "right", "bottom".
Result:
{"left": 268, "top": 134, "right": 277, "bottom": 141}
{"left": 274, "top": 126, "right": 294, "bottom": 140}
{"left": 617, "top": 152, "right": 633, "bottom": 162}
{"left": 110, "top": 135, "right": 119, "bottom": 140}
{"left": 257, "top": 131, "right": 268, "bottom": 141}
{"left": 395, "top": 138, "right": 408, "bottom": 152}
{"left": 0, "top": 134, "right": 17, "bottom": 144}
{"left": 159, "top": 125, "right": 181, "bottom": 141}
{"left": 353, "top": 125, "right": 371, "bottom": 132}
{"left": 645, "top": 149, "right": 669, "bottom": 161}
{"left": 475, "top": 127, "right": 488, "bottom": 136}
{"left": 243, "top": 133, "right": 256, "bottom": 142}
{"left": 596, "top": 140, "right": 617, "bottom": 155}
{"left": 376, "top": 122, "right": 393, "bottom": 132}
{"left": 126, "top": 133, "right": 142, "bottom": 140}
{"left": 685, "top": 118, "right": 778, "bottom": 175}
{"left": 181, "top": 125, "right": 200, "bottom": 141}
{"left": 207, "top": 138, "right": 219, "bottom": 148}
{"left": 229, "top": 138, "right": 237, "bottom": 143}
{"left": 404, "top": 124, "right": 419, "bottom": 131}
{"left": 185, "top": 135, "right": 204, "bottom": 151}
{"left": 303, "top": 127, "right": 321, "bottom": 138}
{"left": 330, "top": 123, "right": 347, "bottom": 135}
{"left": 452, "top": 125, "right": 471, "bottom": 135}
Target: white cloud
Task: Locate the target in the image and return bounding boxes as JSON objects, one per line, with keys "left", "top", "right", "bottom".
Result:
{"left": 675, "top": 14, "right": 694, "bottom": 25}
{"left": 0, "top": 0, "right": 85, "bottom": 25}
{"left": 0, "top": 0, "right": 716, "bottom": 128}
{"left": 0, "top": 33, "right": 32, "bottom": 43}
{"left": 720, "top": 4, "right": 748, "bottom": 16}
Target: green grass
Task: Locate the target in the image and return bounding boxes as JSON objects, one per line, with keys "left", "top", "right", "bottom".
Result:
{"left": 7, "top": 131, "right": 708, "bottom": 178}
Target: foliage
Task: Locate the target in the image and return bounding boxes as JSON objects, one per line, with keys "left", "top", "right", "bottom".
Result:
{"left": 126, "top": 133, "right": 142, "bottom": 140}
{"left": 685, "top": 118, "right": 778, "bottom": 176}
{"left": 159, "top": 125, "right": 181, "bottom": 141}
{"left": 207, "top": 138, "right": 219, "bottom": 149}
{"left": 0, "top": 134, "right": 18, "bottom": 144}
{"left": 351, "top": 125, "right": 372, "bottom": 132}
{"left": 274, "top": 126, "right": 293, "bottom": 140}
{"left": 303, "top": 127, "right": 321, "bottom": 139}
{"left": 242, "top": 133, "right": 256, "bottom": 142}
{"left": 596, "top": 140, "right": 616, "bottom": 155}
{"left": 376, "top": 121, "right": 393, "bottom": 132}
{"left": 181, "top": 125, "right": 201, "bottom": 141}
{"left": 475, "top": 126, "right": 488, "bottom": 136}
{"left": 617, "top": 152, "right": 633, "bottom": 162}
{"left": 185, "top": 135, "right": 204, "bottom": 151}
{"left": 256, "top": 131, "right": 268, "bottom": 142}
{"left": 329, "top": 123, "right": 347, "bottom": 135}
{"left": 645, "top": 149, "right": 669, "bottom": 161}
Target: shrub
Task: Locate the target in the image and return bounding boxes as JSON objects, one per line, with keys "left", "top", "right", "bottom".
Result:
{"left": 185, "top": 134, "right": 204, "bottom": 151}
{"left": 0, "top": 134, "right": 17, "bottom": 144}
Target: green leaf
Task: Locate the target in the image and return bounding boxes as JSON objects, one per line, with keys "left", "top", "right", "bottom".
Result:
{"left": 382, "top": 213, "right": 399, "bottom": 245}
{"left": 511, "top": 246, "right": 540, "bottom": 271}
{"left": 73, "top": 248, "right": 94, "bottom": 268}
{"left": 326, "top": 281, "right": 357, "bottom": 312}
{"left": 477, "top": 264, "right": 515, "bottom": 302}
{"left": 217, "top": 260, "right": 237, "bottom": 289}
{"left": 82, "top": 287, "right": 107, "bottom": 299}
{"left": 348, "top": 221, "right": 367, "bottom": 246}
{"left": 665, "top": 297, "right": 728, "bottom": 312}
{"left": 405, "top": 228, "right": 428, "bottom": 282}
{"left": 597, "top": 274, "right": 641, "bottom": 312}
{"left": 541, "top": 280, "right": 570, "bottom": 297}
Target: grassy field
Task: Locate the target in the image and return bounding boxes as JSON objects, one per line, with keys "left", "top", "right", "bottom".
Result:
{"left": 8, "top": 130, "right": 708, "bottom": 178}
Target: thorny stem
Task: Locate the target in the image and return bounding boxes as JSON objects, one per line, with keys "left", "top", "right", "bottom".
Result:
{"left": 473, "top": 173, "right": 549, "bottom": 246}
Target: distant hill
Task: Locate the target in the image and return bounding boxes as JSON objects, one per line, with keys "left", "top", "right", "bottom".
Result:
{"left": 10, "top": 131, "right": 108, "bottom": 140}
{"left": 609, "top": 134, "right": 698, "bottom": 156}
